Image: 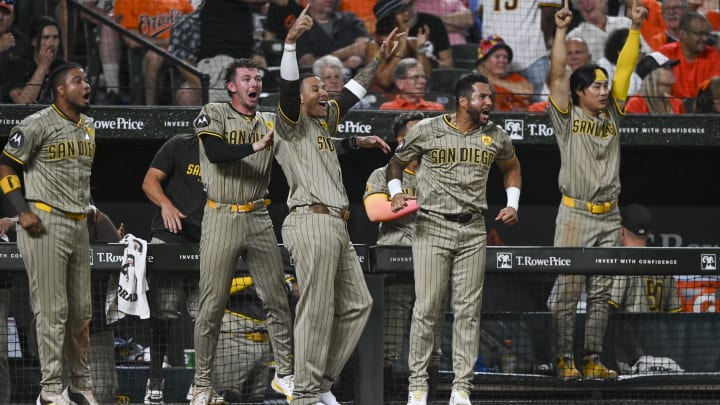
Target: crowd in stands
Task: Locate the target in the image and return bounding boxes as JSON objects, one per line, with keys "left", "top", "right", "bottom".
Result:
{"left": 3, "top": 0, "right": 720, "bottom": 112}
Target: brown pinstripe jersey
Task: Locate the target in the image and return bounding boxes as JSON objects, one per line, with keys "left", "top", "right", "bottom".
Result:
{"left": 2, "top": 104, "right": 95, "bottom": 213}
{"left": 194, "top": 103, "right": 275, "bottom": 203}
{"left": 394, "top": 114, "right": 515, "bottom": 214}
{"left": 610, "top": 275, "right": 683, "bottom": 313}
{"left": 363, "top": 166, "right": 417, "bottom": 246}
{"left": 275, "top": 99, "right": 349, "bottom": 209}
{"left": 548, "top": 98, "right": 623, "bottom": 202}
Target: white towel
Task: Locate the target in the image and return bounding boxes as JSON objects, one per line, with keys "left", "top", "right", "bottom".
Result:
{"left": 105, "top": 234, "right": 150, "bottom": 322}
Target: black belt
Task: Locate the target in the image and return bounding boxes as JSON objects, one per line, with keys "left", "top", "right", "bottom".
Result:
{"left": 420, "top": 208, "right": 476, "bottom": 224}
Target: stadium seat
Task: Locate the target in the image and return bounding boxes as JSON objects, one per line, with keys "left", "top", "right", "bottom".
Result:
{"left": 428, "top": 68, "right": 469, "bottom": 93}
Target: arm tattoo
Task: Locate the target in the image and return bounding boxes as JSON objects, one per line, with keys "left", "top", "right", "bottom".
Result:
{"left": 353, "top": 58, "right": 381, "bottom": 89}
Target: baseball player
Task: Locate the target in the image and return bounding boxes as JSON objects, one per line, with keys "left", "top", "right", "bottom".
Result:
{"left": 189, "top": 59, "right": 295, "bottom": 405}
{"left": 274, "top": 7, "right": 394, "bottom": 405}
{"left": 363, "top": 112, "right": 444, "bottom": 398}
{"left": 187, "top": 274, "right": 298, "bottom": 403}
{"left": 388, "top": 73, "right": 521, "bottom": 405}
{"left": 606, "top": 203, "right": 683, "bottom": 370}
{"left": 0, "top": 62, "right": 99, "bottom": 404}
{"left": 548, "top": 0, "right": 646, "bottom": 380}
{"left": 610, "top": 204, "right": 683, "bottom": 314}
{"left": 141, "top": 133, "right": 205, "bottom": 405}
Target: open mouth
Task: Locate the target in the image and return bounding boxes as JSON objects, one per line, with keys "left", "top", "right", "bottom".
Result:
{"left": 248, "top": 91, "right": 259, "bottom": 102}
{"left": 319, "top": 100, "right": 328, "bottom": 110}
{"left": 480, "top": 108, "right": 490, "bottom": 120}
{"left": 83, "top": 92, "right": 90, "bottom": 103}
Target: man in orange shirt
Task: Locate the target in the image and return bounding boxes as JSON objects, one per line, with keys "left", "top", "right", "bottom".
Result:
{"left": 380, "top": 57, "right": 445, "bottom": 111}
{"left": 113, "top": 0, "right": 194, "bottom": 105}
{"left": 648, "top": 0, "right": 689, "bottom": 50}
{"left": 658, "top": 11, "right": 720, "bottom": 99}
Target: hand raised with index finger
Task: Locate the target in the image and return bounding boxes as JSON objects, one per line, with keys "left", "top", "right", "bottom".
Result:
{"left": 377, "top": 27, "right": 407, "bottom": 60}
{"left": 630, "top": 0, "right": 648, "bottom": 28}
{"left": 286, "top": 4, "right": 313, "bottom": 43}
{"left": 555, "top": 0, "right": 573, "bottom": 29}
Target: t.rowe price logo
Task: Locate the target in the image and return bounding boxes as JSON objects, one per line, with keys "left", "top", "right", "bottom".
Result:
{"left": 701, "top": 254, "right": 717, "bottom": 271}
{"left": 93, "top": 117, "right": 146, "bottom": 130}
{"left": 337, "top": 120, "right": 372, "bottom": 134}
{"left": 504, "top": 119, "right": 523, "bottom": 140}
{"left": 527, "top": 122, "right": 555, "bottom": 137}
{"left": 497, "top": 253, "right": 573, "bottom": 268}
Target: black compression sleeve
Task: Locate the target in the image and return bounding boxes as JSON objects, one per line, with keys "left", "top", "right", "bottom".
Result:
{"left": 200, "top": 134, "right": 255, "bottom": 163}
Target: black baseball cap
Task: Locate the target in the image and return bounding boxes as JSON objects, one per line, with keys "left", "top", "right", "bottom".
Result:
{"left": 621, "top": 203, "right": 652, "bottom": 236}
{"left": 374, "top": 0, "right": 406, "bottom": 21}
{"left": 635, "top": 52, "right": 679, "bottom": 79}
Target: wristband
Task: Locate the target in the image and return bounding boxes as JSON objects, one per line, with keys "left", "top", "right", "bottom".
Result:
{"left": 284, "top": 43, "right": 296, "bottom": 52}
{"left": 506, "top": 186, "right": 520, "bottom": 211}
{"left": 349, "top": 136, "right": 359, "bottom": 150}
{"left": 0, "top": 174, "right": 20, "bottom": 194}
{"left": 388, "top": 179, "right": 403, "bottom": 198}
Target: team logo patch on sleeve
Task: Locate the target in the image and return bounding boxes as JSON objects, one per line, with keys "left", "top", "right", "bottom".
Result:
{"left": 194, "top": 114, "right": 211, "bottom": 128}
{"left": 266, "top": 120, "right": 274, "bottom": 130}
{"left": 481, "top": 135, "right": 492, "bottom": 146}
{"left": 8, "top": 131, "right": 24, "bottom": 148}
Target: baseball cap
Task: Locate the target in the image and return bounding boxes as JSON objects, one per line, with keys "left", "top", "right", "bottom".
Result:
{"left": 477, "top": 35, "right": 513, "bottom": 65}
{"left": 621, "top": 203, "right": 652, "bottom": 236}
{"left": 373, "top": 0, "right": 405, "bottom": 21}
{"left": 635, "top": 52, "right": 679, "bottom": 79}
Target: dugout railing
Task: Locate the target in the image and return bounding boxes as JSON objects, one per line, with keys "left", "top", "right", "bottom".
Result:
{"left": 1, "top": 244, "right": 719, "bottom": 404}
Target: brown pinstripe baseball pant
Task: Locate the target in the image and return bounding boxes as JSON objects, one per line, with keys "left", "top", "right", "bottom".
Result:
{"left": 282, "top": 211, "right": 373, "bottom": 405}
{"left": 194, "top": 205, "right": 293, "bottom": 387}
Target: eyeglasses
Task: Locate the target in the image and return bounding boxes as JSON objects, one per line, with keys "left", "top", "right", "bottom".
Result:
{"left": 686, "top": 29, "right": 711, "bottom": 37}
{"left": 402, "top": 74, "right": 427, "bottom": 82}
{"left": 663, "top": 5, "right": 688, "bottom": 12}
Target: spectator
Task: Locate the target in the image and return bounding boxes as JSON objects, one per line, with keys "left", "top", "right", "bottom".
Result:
{"left": 338, "top": 0, "right": 377, "bottom": 34}
{"left": 568, "top": 0, "right": 651, "bottom": 63}
{"left": 63, "top": 0, "right": 124, "bottom": 104}
{"left": 313, "top": 54, "right": 345, "bottom": 95}
{"left": 566, "top": 37, "right": 593, "bottom": 71}
{"left": 688, "top": 0, "right": 720, "bottom": 30}
{"left": 626, "top": 52, "right": 685, "bottom": 113}
{"left": 112, "top": 0, "right": 194, "bottom": 105}
{"left": 296, "top": 0, "right": 371, "bottom": 70}
{"left": 648, "top": 0, "right": 689, "bottom": 50}
{"left": 0, "top": 0, "right": 31, "bottom": 103}
{"left": 415, "top": 0, "right": 474, "bottom": 45}
{"left": 314, "top": 54, "right": 380, "bottom": 108}
{"left": 597, "top": 28, "right": 642, "bottom": 95}
{"left": 404, "top": 0, "right": 453, "bottom": 67}
{"left": 366, "top": 0, "right": 433, "bottom": 94}
{"left": 3, "top": 15, "right": 64, "bottom": 104}
{"left": 694, "top": 75, "right": 720, "bottom": 112}
{"left": 379, "top": 57, "right": 445, "bottom": 110}
{"left": 265, "top": 0, "right": 303, "bottom": 40}
{"left": 474, "top": 35, "right": 533, "bottom": 111}
{"left": 176, "top": 0, "right": 286, "bottom": 106}
{"left": 480, "top": 0, "right": 560, "bottom": 101}
{"left": 659, "top": 11, "right": 720, "bottom": 99}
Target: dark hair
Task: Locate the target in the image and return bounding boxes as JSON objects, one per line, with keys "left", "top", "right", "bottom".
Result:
{"left": 392, "top": 111, "right": 425, "bottom": 136}
{"left": 30, "top": 16, "right": 60, "bottom": 46}
{"left": 49, "top": 61, "right": 83, "bottom": 89}
{"left": 454, "top": 74, "right": 489, "bottom": 108}
{"left": 224, "top": 58, "right": 262, "bottom": 97}
{"left": 375, "top": 15, "right": 398, "bottom": 36}
{"left": 569, "top": 64, "right": 607, "bottom": 105}
{"left": 604, "top": 28, "right": 629, "bottom": 64}
{"left": 679, "top": 11, "right": 706, "bottom": 31}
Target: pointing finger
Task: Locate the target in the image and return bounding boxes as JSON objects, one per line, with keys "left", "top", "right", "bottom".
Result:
{"left": 298, "top": 3, "right": 310, "bottom": 19}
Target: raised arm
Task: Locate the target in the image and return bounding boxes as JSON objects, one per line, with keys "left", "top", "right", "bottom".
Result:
{"left": 549, "top": 0, "right": 573, "bottom": 109}
{"left": 278, "top": 5, "right": 312, "bottom": 122}
{"left": 612, "top": 0, "right": 646, "bottom": 107}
